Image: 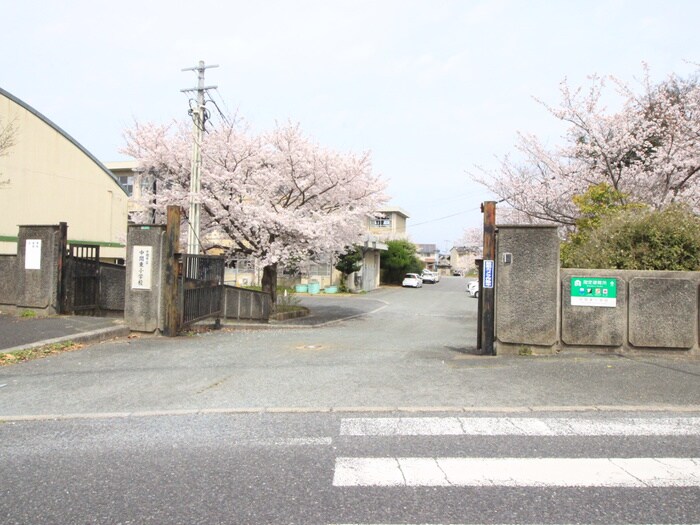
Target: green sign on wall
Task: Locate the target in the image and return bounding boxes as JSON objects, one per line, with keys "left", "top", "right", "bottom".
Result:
{"left": 570, "top": 277, "right": 617, "bottom": 307}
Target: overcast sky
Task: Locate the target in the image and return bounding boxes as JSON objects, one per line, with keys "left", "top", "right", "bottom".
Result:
{"left": 2, "top": 0, "right": 698, "bottom": 249}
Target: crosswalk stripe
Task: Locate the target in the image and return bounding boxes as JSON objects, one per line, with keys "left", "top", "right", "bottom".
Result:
{"left": 340, "top": 417, "right": 700, "bottom": 436}
{"left": 332, "top": 457, "right": 700, "bottom": 487}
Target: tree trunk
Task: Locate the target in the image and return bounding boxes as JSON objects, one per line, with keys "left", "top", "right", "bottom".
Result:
{"left": 262, "top": 263, "right": 278, "bottom": 306}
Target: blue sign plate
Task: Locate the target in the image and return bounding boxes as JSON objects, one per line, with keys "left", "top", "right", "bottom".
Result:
{"left": 483, "top": 260, "right": 494, "bottom": 288}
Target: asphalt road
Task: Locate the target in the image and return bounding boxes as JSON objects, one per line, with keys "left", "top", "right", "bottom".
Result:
{"left": 2, "top": 276, "right": 700, "bottom": 523}
{"left": 2, "top": 410, "right": 699, "bottom": 524}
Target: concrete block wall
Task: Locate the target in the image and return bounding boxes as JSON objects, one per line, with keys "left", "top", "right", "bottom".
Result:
{"left": 495, "top": 225, "right": 700, "bottom": 356}
{"left": 561, "top": 268, "right": 700, "bottom": 354}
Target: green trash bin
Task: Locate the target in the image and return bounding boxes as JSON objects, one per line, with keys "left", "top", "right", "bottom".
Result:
{"left": 308, "top": 281, "right": 321, "bottom": 294}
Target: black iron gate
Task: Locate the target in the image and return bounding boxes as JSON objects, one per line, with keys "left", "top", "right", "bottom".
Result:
{"left": 61, "top": 244, "right": 100, "bottom": 315}
{"left": 179, "top": 254, "right": 225, "bottom": 329}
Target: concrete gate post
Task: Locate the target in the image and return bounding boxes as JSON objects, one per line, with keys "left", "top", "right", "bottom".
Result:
{"left": 124, "top": 224, "right": 166, "bottom": 332}
{"left": 15, "top": 223, "right": 66, "bottom": 316}
{"left": 495, "top": 225, "right": 560, "bottom": 354}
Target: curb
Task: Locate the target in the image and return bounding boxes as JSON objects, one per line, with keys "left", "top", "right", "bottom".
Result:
{"left": 217, "top": 298, "right": 391, "bottom": 330}
{"left": 1, "top": 325, "right": 132, "bottom": 354}
{"left": 2, "top": 404, "right": 700, "bottom": 422}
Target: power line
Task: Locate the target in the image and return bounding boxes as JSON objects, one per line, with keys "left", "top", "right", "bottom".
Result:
{"left": 409, "top": 207, "right": 481, "bottom": 228}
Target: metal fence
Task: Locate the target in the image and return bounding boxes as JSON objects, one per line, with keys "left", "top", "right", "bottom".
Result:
{"left": 61, "top": 244, "right": 100, "bottom": 315}
{"left": 222, "top": 285, "right": 272, "bottom": 321}
{"left": 179, "top": 254, "right": 225, "bottom": 328}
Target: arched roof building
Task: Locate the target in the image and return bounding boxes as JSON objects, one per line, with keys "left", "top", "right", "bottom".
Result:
{"left": 0, "top": 88, "right": 127, "bottom": 259}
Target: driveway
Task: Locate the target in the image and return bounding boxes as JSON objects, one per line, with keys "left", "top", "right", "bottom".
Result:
{"left": 1, "top": 276, "right": 699, "bottom": 418}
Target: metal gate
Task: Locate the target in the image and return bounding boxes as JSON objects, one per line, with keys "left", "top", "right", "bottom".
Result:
{"left": 61, "top": 244, "right": 100, "bottom": 315}
{"left": 179, "top": 254, "right": 225, "bottom": 328}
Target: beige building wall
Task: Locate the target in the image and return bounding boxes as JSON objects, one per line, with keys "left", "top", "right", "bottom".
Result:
{"left": 105, "top": 160, "right": 144, "bottom": 218}
{"left": 450, "top": 246, "right": 480, "bottom": 275}
{"left": 0, "top": 89, "right": 128, "bottom": 259}
{"left": 368, "top": 206, "right": 409, "bottom": 240}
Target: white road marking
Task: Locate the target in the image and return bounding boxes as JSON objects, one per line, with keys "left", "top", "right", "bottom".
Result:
{"left": 332, "top": 457, "right": 700, "bottom": 487}
{"left": 340, "top": 417, "right": 700, "bottom": 436}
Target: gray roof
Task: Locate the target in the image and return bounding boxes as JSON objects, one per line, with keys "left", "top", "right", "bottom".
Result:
{"left": 416, "top": 243, "right": 437, "bottom": 253}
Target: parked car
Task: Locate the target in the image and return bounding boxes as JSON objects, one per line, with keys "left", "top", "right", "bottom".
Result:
{"left": 402, "top": 273, "right": 423, "bottom": 288}
{"left": 432, "top": 270, "right": 441, "bottom": 283}
{"left": 467, "top": 280, "right": 479, "bottom": 297}
{"left": 421, "top": 270, "right": 437, "bottom": 284}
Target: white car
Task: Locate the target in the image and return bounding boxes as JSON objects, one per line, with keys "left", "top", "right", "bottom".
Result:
{"left": 467, "top": 280, "right": 479, "bottom": 297}
{"left": 421, "top": 270, "right": 437, "bottom": 284}
{"left": 402, "top": 273, "right": 423, "bottom": 288}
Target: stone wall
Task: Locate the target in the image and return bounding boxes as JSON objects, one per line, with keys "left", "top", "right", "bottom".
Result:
{"left": 0, "top": 254, "right": 17, "bottom": 305}
{"left": 124, "top": 225, "right": 166, "bottom": 332}
{"left": 16, "top": 225, "right": 63, "bottom": 314}
{"left": 494, "top": 224, "right": 700, "bottom": 356}
{"left": 99, "top": 262, "right": 126, "bottom": 312}
{"left": 495, "top": 225, "right": 560, "bottom": 347}
{"left": 561, "top": 268, "right": 700, "bottom": 353}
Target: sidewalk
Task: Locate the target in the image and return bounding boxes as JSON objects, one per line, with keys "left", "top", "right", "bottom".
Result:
{"left": 0, "top": 313, "right": 130, "bottom": 353}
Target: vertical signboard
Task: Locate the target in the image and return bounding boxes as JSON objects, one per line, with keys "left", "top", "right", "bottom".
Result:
{"left": 483, "top": 259, "right": 494, "bottom": 288}
{"left": 25, "top": 239, "right": 42, "bottom": 270}
{"left": 132, "top": 246, "right": 153, "bottom": 290}
{"left": 570, "top": 277, "right": 617, "bottom": 307}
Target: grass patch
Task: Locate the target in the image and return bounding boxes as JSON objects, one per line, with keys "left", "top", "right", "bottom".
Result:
{"left": 518, "top": 346, "right": 533, "bottom": 356}
{"left": 275, "top": 304, "right": 305, "bottom": 314}
{"left": 0, "top": 341, "right": 83, "bottom": 366}
{"left": 20, "top": 310, "right": 37, "bottom": 318}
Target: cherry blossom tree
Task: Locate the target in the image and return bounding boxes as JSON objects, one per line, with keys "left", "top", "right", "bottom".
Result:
{"left": 0, "top": 117, "right": 16, "bottom": 186}
{"left": 456, "top": 227, "right": 482, "bottom": 249}
{"left": 0, "top": 118, "right": 14, "bottom": 156}
{"left": 474, "top": 65, "right": 700, "bottom": 226}
{"left": 123, "top": 118, "right": 386, "bottom": 301}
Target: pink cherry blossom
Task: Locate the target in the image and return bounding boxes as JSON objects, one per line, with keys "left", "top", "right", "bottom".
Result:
{"left": 122, "top": 116, "right": 387, "bottom": 297}
{"left": 474, "top": 65, "right": 700, "bottom": 226}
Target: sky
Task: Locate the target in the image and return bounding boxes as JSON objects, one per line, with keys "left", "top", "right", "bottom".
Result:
{"left": 2, "top": 0, "right": 699, "bottom": 251}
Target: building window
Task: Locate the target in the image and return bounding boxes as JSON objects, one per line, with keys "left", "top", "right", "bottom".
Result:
{"left": 306, "top": 260, "right": 332, "bottom": 277}
{"left": 118, "top": 175, "right": 134, "bottom": 196}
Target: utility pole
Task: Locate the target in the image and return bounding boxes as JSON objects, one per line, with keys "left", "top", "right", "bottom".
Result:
{"left": 181, "top": 60, "right": 218, "bottom": 255}
{"left": 480, "top": 201, "right": 496, "bottom": 355}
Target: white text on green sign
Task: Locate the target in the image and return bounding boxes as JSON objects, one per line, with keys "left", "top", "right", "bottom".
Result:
{"left": 570, "top": 277, "right": 617, "bottom": 307}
